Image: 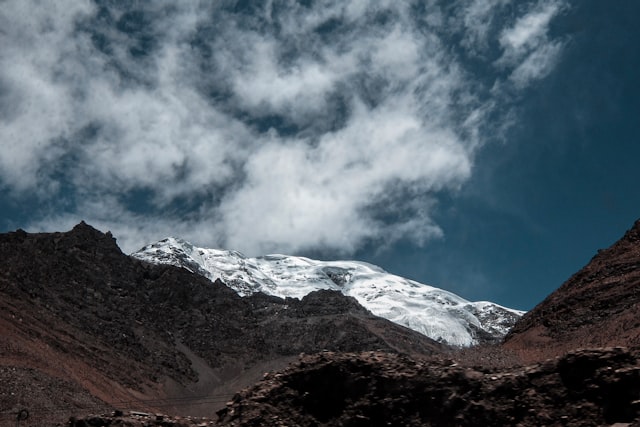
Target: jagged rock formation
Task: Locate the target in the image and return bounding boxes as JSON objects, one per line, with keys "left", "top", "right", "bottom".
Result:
{"left": 504, "top": 219, "right": 640, "bottom": 362}
{"left": 0, "top": 223, "right": 443, "bottom": 424}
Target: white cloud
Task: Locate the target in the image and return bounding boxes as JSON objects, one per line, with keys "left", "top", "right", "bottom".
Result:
{"left": 459, "top": 0, "right": 511, "bottom": 52}
{"left": 0, "top": 0, "right": 567, "bottom": 256}
{"left": 500, "top": 3, "right": 559, "bottom": 52}
{"left": 0, "top": 0, "right": 95, "bottom": 192}
{"left": 226, "top": 36, "right": 342, "bottom": 122}
{"left": 509, "top": 40, "right": 563, "bottom": 88}
{"left": 218, "top": 99, "right": 471, "bottom": 255}
{"left": 29, "top": 195, "right": 221, "bottom": 254}
{"left": 496, "top": 0, "right": 567, "bottom": 87}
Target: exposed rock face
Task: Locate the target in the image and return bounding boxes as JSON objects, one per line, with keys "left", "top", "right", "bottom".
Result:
{"left": 217, "top": 348, "right": 640, "bottom": 427}
{"left": 0, "top": 223, "right": 443, "bottom": 424}
{"left": 504, "top": 219, "right": 640, "bottom": 362}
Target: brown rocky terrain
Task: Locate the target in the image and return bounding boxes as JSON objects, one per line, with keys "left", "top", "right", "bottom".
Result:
{"left": 0, "top": 223, "right": 443, "bottom": 425}
{"left": 504, "top": 219, "right": 640, "bottom": 362}
{"left": 217, "top": 348, "right": 640, "bottom": 426}
{"left": 5, "top": 219, "right": 640, "bottom": 426}
{"left": 202, "top": 219, "right": 640, "bottom": 426}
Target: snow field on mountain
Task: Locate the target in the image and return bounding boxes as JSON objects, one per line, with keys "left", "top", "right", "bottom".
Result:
{"left": 133, "top": 238, "right": 524, "bottom": 346}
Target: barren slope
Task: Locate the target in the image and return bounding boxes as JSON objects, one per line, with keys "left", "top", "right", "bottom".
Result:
{"left": 0, "top": 223, "right": 443, "bottom": 424}
{"left": 504, "top": 219, "right": 640, "bottom": 362}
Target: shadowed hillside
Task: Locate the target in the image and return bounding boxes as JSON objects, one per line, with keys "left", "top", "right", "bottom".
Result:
{"left": 0, "top": 223, "right": 443, "bottom": 425}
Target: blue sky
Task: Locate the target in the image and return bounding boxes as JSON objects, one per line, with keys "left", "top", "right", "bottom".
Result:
{"left": 1, "top": 0, "right": 638, "bottom": 310}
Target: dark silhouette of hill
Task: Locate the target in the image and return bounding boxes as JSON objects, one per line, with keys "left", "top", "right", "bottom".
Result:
{"left": 0, "top": 222, "right": 444, "bottom": 425}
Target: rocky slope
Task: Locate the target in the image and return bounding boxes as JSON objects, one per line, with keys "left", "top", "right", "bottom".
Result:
{"left": 0, "top": 223, "right": 443, "bottom": 425}
{"left": 7, "top": 219, "right": 640, "bottom": 426}
{"left": 208, "top": 218, "right": 640, "bottom": 427}
{"left": 504, "top": 219, "right": 640, "bottom": 362}
{"left": 133, "top": 238, "right": 523, "bottom": 346}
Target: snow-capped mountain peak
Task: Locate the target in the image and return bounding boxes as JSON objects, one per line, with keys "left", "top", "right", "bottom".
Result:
{"left": 132, "top": 238, "right": 524, "bottom": 347}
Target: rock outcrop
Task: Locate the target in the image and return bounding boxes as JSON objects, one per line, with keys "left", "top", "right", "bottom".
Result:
{"left": 217, "top": 348, "right": 640, "bottom": 426}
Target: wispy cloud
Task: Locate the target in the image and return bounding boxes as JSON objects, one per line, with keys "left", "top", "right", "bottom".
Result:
{"left": 458, "top": 0, "right": 511, "bottom": 53}
{"left": 0, "top": 0, "right": 567, "bottom": 255}
{"left": 497, "top": 0, "right": 567, "bottom": 87}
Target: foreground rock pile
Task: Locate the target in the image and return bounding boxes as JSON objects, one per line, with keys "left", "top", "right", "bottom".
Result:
{"left": 216, "top": 348, "right": 640, "bottom": 427}
{"left": 67, "top": 411, "right": 214, "bottom": 426}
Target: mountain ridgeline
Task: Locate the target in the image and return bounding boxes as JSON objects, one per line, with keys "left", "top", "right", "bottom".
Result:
{"left": 132, "top": 238, "right": 524, "bottom": 347}
{"left": 0, "top": 222, "right": 443, "bottom": 424}
{"left": 213, "top": 219, "right": 640, "bottom": 426}
{"left": 3, "top": 220, "right": 640, "bottom": 426}
{"left": 503, "top": 218, "right": 640, "bottom": 362}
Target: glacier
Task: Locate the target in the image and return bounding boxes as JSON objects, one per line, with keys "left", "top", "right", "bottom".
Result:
{"left": 132, "top": 237, "right": 524, "bottom": 347}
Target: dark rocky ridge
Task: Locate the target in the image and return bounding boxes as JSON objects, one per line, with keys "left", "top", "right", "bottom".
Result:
{"left": 0, "top": 222, "right": 444, "bottom": 424}
{"left": 217, "top": 348, "right": 640, "bottom": 426}
{"left": 504, "top": 219, "right": 640, "bottom": 362}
